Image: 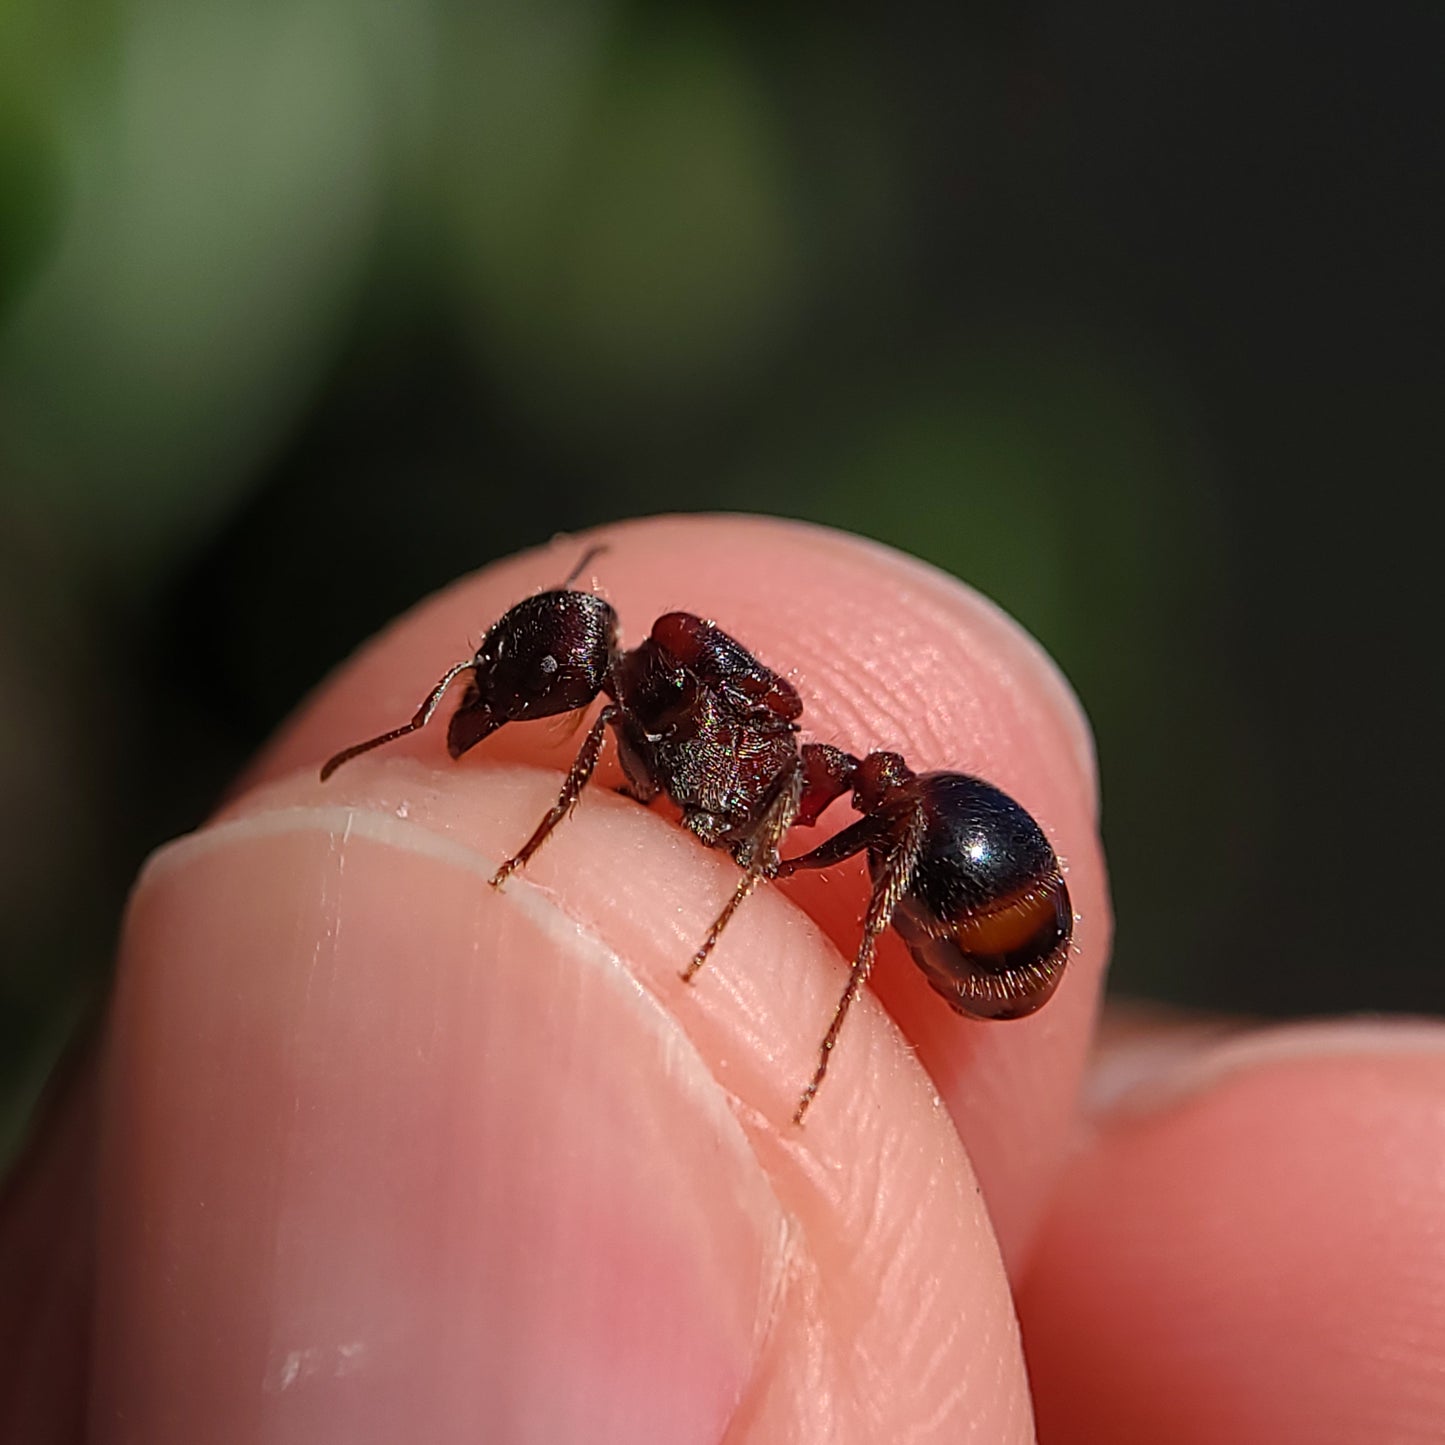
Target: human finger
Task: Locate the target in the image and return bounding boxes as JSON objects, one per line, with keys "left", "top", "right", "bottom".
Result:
{"left": 95, "top": 515, "right": 1107, "bottom": 1442}
{"left": 1020, "top": 1017, "right": 1445, "bottom": 1444}
{"left": 256, "top": 514, "right": 1110, "bottom": 1266}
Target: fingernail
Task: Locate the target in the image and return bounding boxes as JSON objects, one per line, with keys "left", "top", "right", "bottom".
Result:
{"left": 94, "top": 807, "right": 788, "bottom": 1445}
{"left": 1088, "top": 1014, "right": 1445, "bottom": 1118}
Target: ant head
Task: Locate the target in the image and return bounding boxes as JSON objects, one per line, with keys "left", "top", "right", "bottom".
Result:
{"left": 447, "top": 590, "right": 619, "bottom": 758}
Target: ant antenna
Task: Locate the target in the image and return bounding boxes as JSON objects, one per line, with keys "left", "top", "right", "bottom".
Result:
{"left": 559, "top": 543, "right": 608, "bottom": 589}
{"left": 319, "top": 659, "right": 474, "bottom": 781}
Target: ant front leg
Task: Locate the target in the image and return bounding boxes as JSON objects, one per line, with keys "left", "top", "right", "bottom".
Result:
{"left": 681, "top": 769, "right": 802, "bottom": 984}
{"left": 779, "top": 808, "right": 928, "bottom": 1124}
{"left": 490, "top": 705, "right": 618, "bottom": 888}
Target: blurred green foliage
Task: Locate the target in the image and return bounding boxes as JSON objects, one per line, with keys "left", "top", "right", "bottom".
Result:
{"left": 0, "top": 0, "right": 1438, "bottom": 1164}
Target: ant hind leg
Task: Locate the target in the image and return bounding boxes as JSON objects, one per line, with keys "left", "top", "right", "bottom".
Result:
{"left": 793, "top": 806, "right": 926, "bottom": 1124}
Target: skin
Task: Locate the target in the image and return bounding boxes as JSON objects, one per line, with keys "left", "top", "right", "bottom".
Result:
{"left": 2, "top": 514, "right": 1442, "bottom": 1443}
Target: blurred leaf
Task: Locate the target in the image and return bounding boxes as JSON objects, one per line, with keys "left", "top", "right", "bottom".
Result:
{"left": 442, "top": 6, "right": 802, "bottom": 440}
{"left": 0, "top": 96, "right": 63, "bottom": 323}
{"left": 0, "top": 0, "right": 106, "bottom": 320}
{"left": 0, "top": 0, "right": 403, "bottom": 574}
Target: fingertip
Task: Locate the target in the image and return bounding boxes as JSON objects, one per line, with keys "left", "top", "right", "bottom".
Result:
{"left": 101, "top": 762, "right": 1035, "bottom": 1441}
{"left": 102, "top": 770, "right": 789, "bottom": 1443}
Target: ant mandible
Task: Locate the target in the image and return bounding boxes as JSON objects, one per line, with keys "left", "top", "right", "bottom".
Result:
{"left": 320, "top": 548, "right": 1073, "bottom": 1123}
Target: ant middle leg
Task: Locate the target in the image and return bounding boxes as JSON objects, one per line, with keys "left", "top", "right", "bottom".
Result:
{"left": 490, "top": 704, "right": 618, "bottom": 888}
{"left": 681, "top": 770, "right": 802, "bottom": 983}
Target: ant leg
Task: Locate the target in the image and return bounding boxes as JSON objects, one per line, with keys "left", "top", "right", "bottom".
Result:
{"left": 681, "top": 771, "right": 801, "bottom": 983}
{"left": 775, "top": 814, "right": 884, "bottom": 877}
{"left": 490, "top": 705, "right": 618, "bottom": 888}
{"left": 793, "top": 807, "right": 927, "bottom": 1125}
{"left": 319, "top": 660, "right": 474, "bottom": 781}
{"left": 679, "top": 872, "right": 762, "bottom": 984}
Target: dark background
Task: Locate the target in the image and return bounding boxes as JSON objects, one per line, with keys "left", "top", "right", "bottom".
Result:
{"left": 1, "top": 0, "right": 1440, "bottom": 1163}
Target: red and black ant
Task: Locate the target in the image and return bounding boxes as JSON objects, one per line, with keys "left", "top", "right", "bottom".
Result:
{"left": 320, "top": 550, "right": 1072, "bottom": 1122}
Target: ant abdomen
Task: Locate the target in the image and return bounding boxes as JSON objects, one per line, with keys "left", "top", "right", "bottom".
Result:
{"left": 885, "top": 773, "right": 1071, "bottom": 1021}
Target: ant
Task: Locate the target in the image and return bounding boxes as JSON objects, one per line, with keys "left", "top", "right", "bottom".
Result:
{"left": 320, "top": 549, "right": 1072, "bottom": 1123}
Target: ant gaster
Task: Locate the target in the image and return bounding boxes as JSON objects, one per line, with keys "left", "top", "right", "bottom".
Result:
{"left": 320, "top": 549, "right": 1072, "bottom": 1122}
